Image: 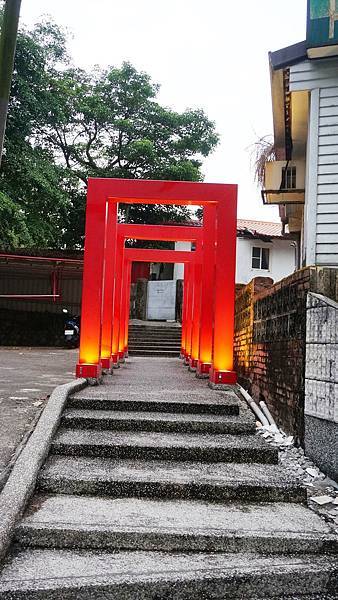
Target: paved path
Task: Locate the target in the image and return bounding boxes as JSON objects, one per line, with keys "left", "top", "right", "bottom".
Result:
{"left": 0, "top": 347, "right": 77, "bottom": 488}
{"left": 0, "top": 357, "right": 337, "bottom": 598}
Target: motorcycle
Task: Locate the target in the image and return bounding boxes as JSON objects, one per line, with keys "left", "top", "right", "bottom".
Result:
{"left": 63, "top": 309, "right": 80, "bottom": 348}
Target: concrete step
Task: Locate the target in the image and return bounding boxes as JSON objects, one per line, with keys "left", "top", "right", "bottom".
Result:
{"left": 128, "top": 334, "right": 182, "bottom": 338}
{"left": 128, "top": 338, "right": 182, "bottom": 343}
{"left": 51, "top": 429, "right": 278, "bottom": 463}
{"left": 39, "top": 454, "right": 305, "bottom": 502}
{"left": 128, "top": 340, "right": 181, "bottom": 344}
{"left": 16, "top": 495, "right": 338, "bottom": 555}
{"left": 128, "top": 340, "right": 181, "bottom": 349}
{"left": 60, "top": 409, "right": 255, "bottom": 435}
{"left": 128, "top": 338, "right": 182, "bottom": 342}
{"left": 0, "top": 548, "right": 337, "bottom": 599}
{"left": 128, "top": 350, "right": 180, "bottom": 357}
{"left": 128, "top": 345, "right": 181, "bottom": 358}
{"left": 128, "top": 332, "right": 182, "bottom": 336}
{"left": 68, "top": 391, "right": 240, "bottom": 416}
{"left": 38, "top": 455, "right": 306, "bottom": 503}
{"left": 128, "top": 338, "right": 181, "bottom": 343}
{"left": 129, "top": 324, "right": 182, "bottom": 331}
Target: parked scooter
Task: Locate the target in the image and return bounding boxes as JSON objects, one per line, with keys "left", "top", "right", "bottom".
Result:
{"left": 63, "top": 309, "right": 80, "bottom": 348}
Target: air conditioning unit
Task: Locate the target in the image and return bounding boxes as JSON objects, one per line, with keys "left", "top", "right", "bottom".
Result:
{"left": 262, "top": 160, "right": 305, "bottom": 205}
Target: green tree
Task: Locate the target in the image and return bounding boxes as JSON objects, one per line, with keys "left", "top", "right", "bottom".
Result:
{"left": 0, "top": 190, "right": 31, "bottom": 248}
{"left": 1, "top": 18, "right": 219, "bottom": 249}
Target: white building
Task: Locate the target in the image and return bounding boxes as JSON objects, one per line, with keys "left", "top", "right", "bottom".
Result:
{"left": 174, "top": 219, "right": 297, "bottom": 285}
{"left": 263, "top": 3, "right": 338, "bottom": 267}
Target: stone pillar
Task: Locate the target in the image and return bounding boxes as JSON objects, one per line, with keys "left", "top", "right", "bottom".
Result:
{"left": 135, "top": 278, "right": 148, "bottom": 320}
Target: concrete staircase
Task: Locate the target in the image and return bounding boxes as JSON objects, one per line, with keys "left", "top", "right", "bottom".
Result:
{"left": 0, "top": 358, "right": 337, "bottom": 598}
{"left": 128, "top": 323, "right": 181, "bottom": 357}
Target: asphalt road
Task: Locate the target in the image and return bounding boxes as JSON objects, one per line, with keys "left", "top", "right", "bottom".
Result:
{"left": 0, "top": 347, "right": 78, "bottom": 488}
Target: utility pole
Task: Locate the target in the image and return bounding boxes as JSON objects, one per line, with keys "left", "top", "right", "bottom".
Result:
{"left": 0, "top": 0, "right": 21, "bottom": 167}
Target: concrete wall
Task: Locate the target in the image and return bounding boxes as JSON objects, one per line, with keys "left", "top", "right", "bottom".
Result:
{"left": 304, "top": 292, "right": 338, "bottom": 480}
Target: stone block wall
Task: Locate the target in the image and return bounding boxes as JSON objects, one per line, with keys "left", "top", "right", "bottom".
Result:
{"left": 234, "top": 267, "right": 338, "bottom": 445}
{"left": 304, "top": 293, "right": 338, "bottom": 480}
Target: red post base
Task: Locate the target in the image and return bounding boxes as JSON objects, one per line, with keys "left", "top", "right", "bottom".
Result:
{"left": 197, "top": 361, "right": 211, "bottom": 375}
{"left": 118, "top": 351, "right": 125, "bottom": 362}
{"left": 184, "top": 355, "right": 191, "bottom": 366}
{"left": 189, "top": 357, "right": 198, "bottom": 370}
{"left": 76, "top": 363, "right": 102, "bottom": 379}
{"left": 111, "top": 353, "right": 119, "bottom": 364}
{"left": 180, "top": 349, "right": 186, "bottom": 360}
{"left": 209, "top": 368, "right": 237, "bottom": 385}
{"left": 101, "top": 357, "right": 113, "bottom": 370}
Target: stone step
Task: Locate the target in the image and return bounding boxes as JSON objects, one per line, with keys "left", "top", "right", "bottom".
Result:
{"left": 16, "top": 495, "right": 338, "bottom": 555}
{"left": 68, "top": 392, "right": 240, "bottom": 416}
{"left": 38, "top": 455, "right": 306, "bottom": 503}
{"left": 128, "top": 339, "right": 182, "bottom": 343}
{"left": 51, "top": 429, "right": 278, "bottom": 463}
{"left": 128, "top": 350, "right": 180, "bottom": 357}
{"left": 128, "top": 324, "right": 182, "bottom": 331}
{"left": 128, "top": 340, "right": 181, "bottom": 344}
{"left": 128, "top": 333, "right": 182, "bottom": 338}
{"left": 128, "top": 340, "right": 181, "bottom": 349}
{"left": 128, "top": 347, "right": 181, "bottom": 351}
{"left": 128, "top": 338, "right": 182, "bottom": 343}
{"left": 128, "top": 332, "right": 182, "bottom": 336}
{"left": 0, "top": 548, "right": 336, "bottom": 599}
{"left": 60, "top": 409, "right": 255, "bottom": 435}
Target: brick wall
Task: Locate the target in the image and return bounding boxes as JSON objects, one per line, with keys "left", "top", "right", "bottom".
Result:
{"left": 234, "top": 267, "right": 338, "bottom": 444}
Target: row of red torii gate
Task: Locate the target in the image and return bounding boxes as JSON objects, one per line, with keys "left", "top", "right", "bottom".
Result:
{"left": 75, "top": 178, "right": 238, "bottom": 385}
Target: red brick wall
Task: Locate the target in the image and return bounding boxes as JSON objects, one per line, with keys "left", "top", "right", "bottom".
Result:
{"left": 234, "top": 267, "right": 338, "bottom": 444}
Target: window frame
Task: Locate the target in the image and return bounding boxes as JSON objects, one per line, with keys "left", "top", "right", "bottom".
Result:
{"left": 251, "top": 245, "right": 270, "bottom": 271}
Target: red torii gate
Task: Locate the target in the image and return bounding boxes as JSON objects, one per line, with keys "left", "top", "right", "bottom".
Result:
{"left": 76, "top": 178, "right": 237, "bottom": 385}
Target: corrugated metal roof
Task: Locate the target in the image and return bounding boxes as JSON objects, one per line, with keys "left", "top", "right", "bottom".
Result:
{"left": 237, "top": 219, "right": 283, "bottom": 238}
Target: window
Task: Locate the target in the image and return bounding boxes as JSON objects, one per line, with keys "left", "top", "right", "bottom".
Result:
{"left": 281, "top": 165, "right": 296, "bottom": 189}
{"left": 252, "top": 247, "right": 270, "bottom": 270}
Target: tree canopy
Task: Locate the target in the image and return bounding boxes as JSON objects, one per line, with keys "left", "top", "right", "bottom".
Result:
{"left": 0, "top": 18, "right": 219, "bottom": 249}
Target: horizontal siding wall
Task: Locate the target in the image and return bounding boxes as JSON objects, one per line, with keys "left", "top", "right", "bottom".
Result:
{"left": 290, "top": 59, "right": 338, "bottom": 92}
{"left": 291, "top": 59, "right": 338, "bottom": 266}
{"left": 317, "top": 87, "right": 338, "bottom": 265}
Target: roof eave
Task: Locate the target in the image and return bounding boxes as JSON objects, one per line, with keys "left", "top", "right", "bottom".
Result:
{"left": 269, "top": 40, "right": 308, "bottom": 71}
{"left": 269, "top": 62, "right": 286, "bottom": 159}
{"left": 268, "top": 40, "right": 308, "bottom": 160}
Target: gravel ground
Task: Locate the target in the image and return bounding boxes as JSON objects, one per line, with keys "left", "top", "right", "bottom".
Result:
{"left": 256, "top": 424, "right": 338, "bottom": 532}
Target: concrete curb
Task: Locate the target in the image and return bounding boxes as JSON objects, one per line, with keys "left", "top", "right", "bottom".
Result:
{"left": 0, "top": 378, "right": 86, "bottom": 562}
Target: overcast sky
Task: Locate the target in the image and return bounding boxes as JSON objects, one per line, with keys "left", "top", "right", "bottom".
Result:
{"left": 20, "top": 0, "right": 307, "bottom": 222}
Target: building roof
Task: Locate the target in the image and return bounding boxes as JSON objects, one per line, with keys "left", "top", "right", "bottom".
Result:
{"left": 237, "top": 219, "right": 283, "bottom": 239}
{"left": 269, "top": 40, "right": 308, "bottom": 71}
{"left": 172, "top": 218, "right": 286, "bottom": 239}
